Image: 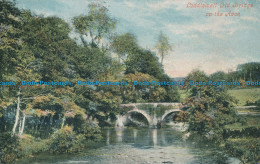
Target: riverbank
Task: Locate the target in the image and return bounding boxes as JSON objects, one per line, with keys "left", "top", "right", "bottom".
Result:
{"left": 3, "top": 125, "right": 259, "bottom": 163}
{"left": 14, "top": 128, "right": 241, "bottom": 164}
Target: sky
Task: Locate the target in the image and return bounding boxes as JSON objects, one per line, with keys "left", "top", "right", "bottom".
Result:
{"left": 15, "top": 0, "right": 260, "bottom": 77}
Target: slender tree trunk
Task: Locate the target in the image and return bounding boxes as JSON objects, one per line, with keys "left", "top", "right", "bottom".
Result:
{"left": 80, "top": 35, "right": 87, "bottom": 46}
{"left": 61, "top": 115, "right": 66, "bottom": 129}
{"left": 19, "top": 117, "right": 22, "bottom": 134}
{"left": 90, "top": 31, "right": 95, "bottom": 46}
{"left": 12, "top": 91, "right": 21, "bottom": 136}
{"left": 19, "top": 112, "right": 26, "bottom": 137}
{"left": 35, "top": 123, "right": 38, "bottom": 136}
{"left": 161, "top": 52, "right": 164, "bottom": 65}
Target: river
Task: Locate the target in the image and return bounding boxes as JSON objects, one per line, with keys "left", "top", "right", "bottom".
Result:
{"left": 15, "top": 128, "right": 240, "bottom": 164}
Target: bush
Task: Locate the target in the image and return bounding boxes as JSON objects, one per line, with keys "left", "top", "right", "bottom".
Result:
{"left": 49, "top": 124, "right": 102, "bottom": 154}
{"left": 19, "top": 134, "right": 49, "bottom": 156}
{"left": 49, "top": 126, "right": 79, "bottom": 153}
{"left": 0, "top": 132, "right": 20, "bottom": 163}
{"left": 255, "top": 99, "right": 260, "bottom": 107}
{"left": 246, "top": 99, "right": 255, "bottom": 106}
{"left": 223, "top": 127, "right": 260, "bottom": 138}
{"left": 225, "top": 138, "right": 260, "bottom": 163}
{"left": 77, "top": 122, "right": 102, "bottom": 142}
{"left": 238, "top": 116, "right": 247, "bottom": 126}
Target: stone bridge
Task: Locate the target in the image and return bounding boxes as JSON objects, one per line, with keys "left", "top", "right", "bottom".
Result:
{"left": 116, "top": 103, "right": 182, "bottom": 128}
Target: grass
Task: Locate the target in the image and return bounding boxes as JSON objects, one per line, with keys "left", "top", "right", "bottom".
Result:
{"left": 236, "top": 108, "right": 260, "bottom": 113}
{"left": 225, "top": 116, "right": 260, "bottom": 130}
{"left": 228, "top": 88, "right": 260, "bottom": 106}
{"left": 19, "top": 134, "right": 50, "bottom": 156}
{"left": 180, "top": 88, "right": 260, "bottom": 106}
{"left": 179, "top": 89, "right": 189, "bottom": 103}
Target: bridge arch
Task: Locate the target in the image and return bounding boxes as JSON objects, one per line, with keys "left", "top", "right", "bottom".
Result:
{"left": 161, "top": 109, "right": 180, "bottom": 122}
{"left": 118, "top": 103, "right": 182, "bottom": 128}
{"left": 124, "top": 109, "right": 152, "bottom": 126}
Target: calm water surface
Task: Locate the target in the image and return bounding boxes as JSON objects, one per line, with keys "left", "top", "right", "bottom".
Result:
{"left": 15, "top": 128, "right": 240, "bottom": 164}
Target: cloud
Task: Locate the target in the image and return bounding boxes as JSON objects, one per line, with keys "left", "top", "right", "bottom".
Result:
{"left": 146, "top": 0, "right": 199, "bottom": 11}
{"left": 167, "top": 17, "right": 245, "bottom": 39}
{"left": 124, "top": 1, "right": 135, "bottom": 8}
{"left": 241, "top": 16, "right": 260, "bottom": 23}
{"left": 146, "top": 0, "right": 176, "bottom": 11}
{"left": 163, "top": 50, "right": 249, "bottom": 77}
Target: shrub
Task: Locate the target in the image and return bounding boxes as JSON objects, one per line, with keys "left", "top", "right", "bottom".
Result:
{"left": 0, "top": 132, "right": 20, "bottom": 163}
{"left": 225, "top": 138, "right": 260, "bottom": 163}
{"left": 255, "top": 99, "right": 260, "bottom": 107}
{"left": 49, "top": 126, "right": 78, "bottom": 153}
{"left": 49, "top": 124, "right": 102, "bottom": 154}
{"left": 19, "top": 134, "right": 49, "bottom": 156}
{"left": 246, "top": 99, "right": 255, "bottom": 106}
{"left": 77, "top": 123, "right": 102, "bottom": 142}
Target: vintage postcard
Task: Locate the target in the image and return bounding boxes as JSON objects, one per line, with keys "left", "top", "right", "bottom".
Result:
{"left": 0, "top": 0, "right": 259, "bottom": 163}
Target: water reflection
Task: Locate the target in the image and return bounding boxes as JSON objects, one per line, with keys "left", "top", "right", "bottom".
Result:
{"left": 106, "top": 129, "right": 110, "bottom": 145}
{"left": 115, "top": 127, "right": 123, "bottom": 142}
{"left": 133, "top": 129, "right": 137, "bottom": 141}
{"left": 151, "top": 129, "right": 157, "bottom": 146}
{"left": 16, "top": 128, "right": 240, "bottom": 164}
{"left": 109, "top": 128, "right": 181, "bottom": 148}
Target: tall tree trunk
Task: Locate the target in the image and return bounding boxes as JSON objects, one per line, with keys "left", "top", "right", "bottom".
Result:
{"left": 12, "top": 91, "right": 21, "bottom": 136}
{"left": 61, "top": 115, "right": 66, "bottom": 129}
{"left": 80, "top": 35, "right": 87, "bottom": 46}
{"left": 18, "top": 117, "right": 22, "bottom": 134}
{"left": 161, "top": 52, "right": 164, "bottom": 65}
{"left": 90, "top": 31, "right": 95, "bottom": 46}
{"left": 19, "top": 111, "right": 26, "bottom": 137}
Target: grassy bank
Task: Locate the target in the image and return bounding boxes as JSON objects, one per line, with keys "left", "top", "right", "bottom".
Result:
{"left": 223, "top": 115, "right": 260, "bottom": 163}
{"left": 225, "top": 115, "right": 260, "bottom": 130}
{"left": 180, "top": 88, "right": 260, "bottom": 106}
{"left": 228, "top": 88, "right": 260, "bottom": 106}
{"left": 224, "top": 137, "right": 260, "bottom": 164}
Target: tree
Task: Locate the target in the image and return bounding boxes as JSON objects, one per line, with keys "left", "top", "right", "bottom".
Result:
{"left": 0, "top": 0, "right": 24, "bottom": 135}
{"left": 72, "top": 46, "right": 111, "bottom": 80}
{"left": 11, "top": 44, "right": 43, "bottom": 136}
{"left": 155, "top": 31, "right": 172, "bottom": 64}
{"left": 110, "top": 33, "right": 138, "bottom": 62}
{"left": 8, "top": 14, "right": 76, "bottom": 136}
{"left": 21, "top": 15, "right": 73, "bottom": 81}
{"left": 125, "top": 49, "right": 164, "bottom": 80}
{"left": 210, "top": 71, "right": 227, "bottom": 82}
{"left": 185, "top": 69, "right": 209, "bottom": 98}
{"left": 237, "top": 62, "right": 260, "bottom": 81}
{"left": 73, "top": 2, "right": 116, "bottom": 47}
{"left": 183, "top": 70, "right": 237, "bottom": 134}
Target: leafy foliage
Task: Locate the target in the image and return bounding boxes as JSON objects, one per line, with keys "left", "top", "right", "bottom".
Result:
{"left": 183, "top": 70, "right": 237, "bottom": 134}
{"left": 49, "top": 125, "right": 78, "bottom": 153}
{"left": 155, "top": 31, "right": 172, "bottom": 64}
{"left": 0, "top": 132, "right": 20, "bottom": 163}
{"left": 73, "top": 2, "right": 116, "bottom": 46}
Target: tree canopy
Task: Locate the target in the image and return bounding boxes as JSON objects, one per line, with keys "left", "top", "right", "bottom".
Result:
{"left": 155, "top": 31, "right": 172, "bottom": 64}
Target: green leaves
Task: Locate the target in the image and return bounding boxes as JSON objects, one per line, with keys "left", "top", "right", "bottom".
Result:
{"left": 155, "top": 31, "right": 173, "bottom": 64}
{"left": 184, "top": 70, "right": 237, "bottom": 133}
{"left": 110, "top": 33, "right": 138, "bottom": 61}
{"left": 73, "top": 2, "right": 116, "bottom": 46}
